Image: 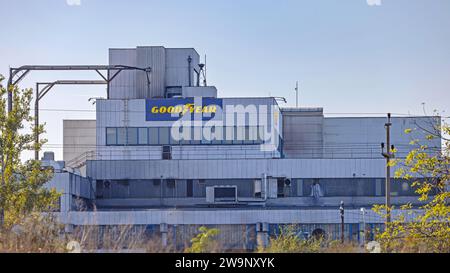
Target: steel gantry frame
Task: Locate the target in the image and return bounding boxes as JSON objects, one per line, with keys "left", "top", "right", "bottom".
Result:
{"left": 7, "top": 65, "right": 152, "bottom": 112}
{"left": 5, "top": 65, "right": 151, "bottom": 160}
{"left": 34, "top": 80, "right": 107, "bottom": 160}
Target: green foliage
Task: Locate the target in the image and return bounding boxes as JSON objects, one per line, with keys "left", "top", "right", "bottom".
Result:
{"left": 0, "top": 75, "right": 60, "bottom": 228}
{"left": 185, "top": 226, "right": 221, "bottom": 253}
{"left": 258, "top": 225, "right": 323, "bottom": 253}
{"left": 373, "top": 115, "right": 450, "bottom": 253}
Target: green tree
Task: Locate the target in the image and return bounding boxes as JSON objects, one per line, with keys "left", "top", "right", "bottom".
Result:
{"left": 373, "top": 114, "right": 450, "bottom": 253}
{"left": 0, "top": 75, "right": 60, "bottom": 228}
{"left": 185, "top": 226, "right": 221, "bottom": 253}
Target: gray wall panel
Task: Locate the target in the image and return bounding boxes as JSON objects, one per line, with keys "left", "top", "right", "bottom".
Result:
{"left": 109, "top": 48, "right": 137, "bottom": 99}
{"left": 87, "top": 158, "right": 405, "bottom": 180}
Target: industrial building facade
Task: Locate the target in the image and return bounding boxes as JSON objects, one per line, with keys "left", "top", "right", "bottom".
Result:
{"left": 44, "top": 46, "right": 441, "bottom": 250}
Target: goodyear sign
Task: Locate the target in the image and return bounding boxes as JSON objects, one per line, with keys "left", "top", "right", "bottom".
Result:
{"left": 145, "top": 98, "right": 223, "bottom": 121}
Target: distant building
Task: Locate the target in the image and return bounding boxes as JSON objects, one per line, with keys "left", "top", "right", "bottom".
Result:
{"left": 45, "top": 46, "right": 441, "bottom": 251}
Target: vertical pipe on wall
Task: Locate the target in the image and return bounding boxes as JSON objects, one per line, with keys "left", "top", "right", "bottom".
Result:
{"left": 187, "top": 56, "right": 192, "bottom": 87}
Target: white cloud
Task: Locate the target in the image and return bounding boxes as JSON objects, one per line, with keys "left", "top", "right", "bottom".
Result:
{"left": 366, "top": 0, "right": 382, "bottom": 6}
{"left": 66, "top": 0, "right": 81, "bottom": 6}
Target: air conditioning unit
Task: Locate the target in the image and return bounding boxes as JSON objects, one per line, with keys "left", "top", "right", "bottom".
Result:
{"left": 206, "top": 185, "right": 238, "bottom": 204}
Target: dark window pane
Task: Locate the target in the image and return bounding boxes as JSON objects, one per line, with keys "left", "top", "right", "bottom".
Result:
{"left": 127, "top": 128, "right": 138, "bottom": 145}
{"left": 169, "top": 126, "right": 180, "bottom": 145}
{"left": 187, "top": 179, "right": 193, "bottom": 197}
{"left": 138, "top": 128, "right": 148, "bottom": 145}
{"left": 117, "top": 128, "right": 126, "bottom": 145}
{"left": 149, "top": 128, "right": 159, "bottom": 145}
{"left": 234, "top": 126, "right": 244, "bottom": 144}
{"left": 223, "top": 127, "right": 233, "bottom": 144}
{"left": 159, "top": 127, "right": 170, "bottom": 145}
{"left": 106, "top": 128, "right": 117, "bottom": 145}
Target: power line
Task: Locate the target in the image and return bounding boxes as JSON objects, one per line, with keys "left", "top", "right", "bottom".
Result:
{"left": 26, "top": 108, "right": 450, "bottom": 118}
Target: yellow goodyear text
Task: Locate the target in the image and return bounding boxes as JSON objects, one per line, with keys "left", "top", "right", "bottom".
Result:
{"left": 151, "top": 103, "right": 217, "bottom": 115}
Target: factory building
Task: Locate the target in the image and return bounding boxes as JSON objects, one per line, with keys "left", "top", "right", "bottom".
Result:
{"left": 45, "top": 46, "right": 441, "bottom": 251}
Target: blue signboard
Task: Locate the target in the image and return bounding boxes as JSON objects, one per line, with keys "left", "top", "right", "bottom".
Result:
{"left": 145, "top": 98, "right": 223, "bottom": 121}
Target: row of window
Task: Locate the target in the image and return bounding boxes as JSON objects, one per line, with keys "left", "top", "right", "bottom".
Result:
{"left": 106, "top": 126, "right": 267, "bottom": 146}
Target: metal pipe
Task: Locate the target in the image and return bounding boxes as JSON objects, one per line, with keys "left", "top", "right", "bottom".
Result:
{"left": 107, "top": 69, "right": 110, "bottom": 99}
{"left": 187, "top": 56, "right": 192, "bottom": 87}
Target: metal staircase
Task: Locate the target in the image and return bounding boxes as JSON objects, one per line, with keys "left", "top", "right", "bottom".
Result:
{"left": 65, "top": 150, "right": 96, "bottom": 169}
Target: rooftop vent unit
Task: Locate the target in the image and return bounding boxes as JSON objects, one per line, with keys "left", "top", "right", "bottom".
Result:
{"left": 206, "top": 185, "right": 238, "bottom": 204}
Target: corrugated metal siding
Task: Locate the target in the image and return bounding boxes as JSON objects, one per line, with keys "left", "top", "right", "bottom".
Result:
{"left": 86, "top": 158, "right": 392, "bottom": 180}
{"left": 282, "top": 110, "right": 323, "bottom": 158}
{"left": 57, "top": 209, "right": 418, "bottom": 225}
{"left": 63, "top": 120, "right": 96, "bottom": 162}
{"left": 222, "top": 97, "right": 276, "bottom": 129}
{"left": 136, "top": 46, "right": 166, "bottom": 98}
{"left": 323, "top": 117, "right": 441, "bottom": 158}
{"left": 165, "top": 48, "right": 199, "bottom": 87}
{"left": 109, "top": 49, "right": 137, "bottom": 99}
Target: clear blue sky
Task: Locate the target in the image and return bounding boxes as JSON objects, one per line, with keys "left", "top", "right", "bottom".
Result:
{"left": 1, "top": 0, "right": 449, "bottom": 159}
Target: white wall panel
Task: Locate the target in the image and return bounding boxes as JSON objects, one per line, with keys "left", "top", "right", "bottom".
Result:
{"left": 87, "top": 158, "right": 400, "bottom": 180}
{"left": 57, "top": 209, "right": 419, "bottom": 225}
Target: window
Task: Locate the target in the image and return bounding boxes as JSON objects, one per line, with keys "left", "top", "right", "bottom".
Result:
{"left": 186, "top": 180, "right": 193, "bottom": 197}
{"left": 169, "top": 127, "right": 179, "bottom": 145}
{"left": 178, "top": 126, "right": 191, "bottom": 145}
{"left": 258, "top": 126, "right": 266, "bottom": 143}
{"left": 223, "top": 127, "right": 233, "bottom": 144}
{"left": 211, "top": 126, "right": 223, "bottom": 144}
{"left": 159, "top": 127, "right": 170, "bottom": 145}
{"left": 149, "top": 128, "right": 159, "bottom": 145}
{"left": 249, "top": 126, "right": 259, "bottom": 143}
{"left": 138, "top": 128, "right": 148, "bottom": 145}
{"left": 106, "top": 128, "right": 117, "bottom": 145}
{"left": 117, "top": 128, "right": 126, "bottom": 145}
{"left": 243, "top": 126, "right": 256, "bottom": 144}
{"left": 106, "top": 126, "right": 267, "bottom": 146}
{"left": 127, "top": 128, "right": 138, "bottom": 145}
{"left": 202, "top": 127, "right": 212, "bottom": 144}
{"left": 162, "top": 145, "right": 172, "bottom": 160}
{"left": 234, "top": 126, "right": 244, "bottom": 144}
{"left": 191, "top": 126, "right": 201, "bottom": 145}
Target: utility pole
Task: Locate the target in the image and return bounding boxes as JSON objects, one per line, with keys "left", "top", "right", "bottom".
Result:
{"left": 339, "top": 201, "right": 344, "bottom": 243}
{"left": 360, "top": 207, "right": 366, "bottom": 247}
{"left": 35, "top": 84, "right": 39, "bottom": 160}
{"left": 294, "top": 81, "right": 299, "bottom": 108}
{"left": 7, "top": 68, "right": 13, "bottom": 113}
{"left": 381, "top": 113, "right": 394, "bottom": 224}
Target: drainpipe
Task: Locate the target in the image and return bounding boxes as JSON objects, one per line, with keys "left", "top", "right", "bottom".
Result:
{"left": 263, "top": 173, "right": 268, "bottom": 201}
